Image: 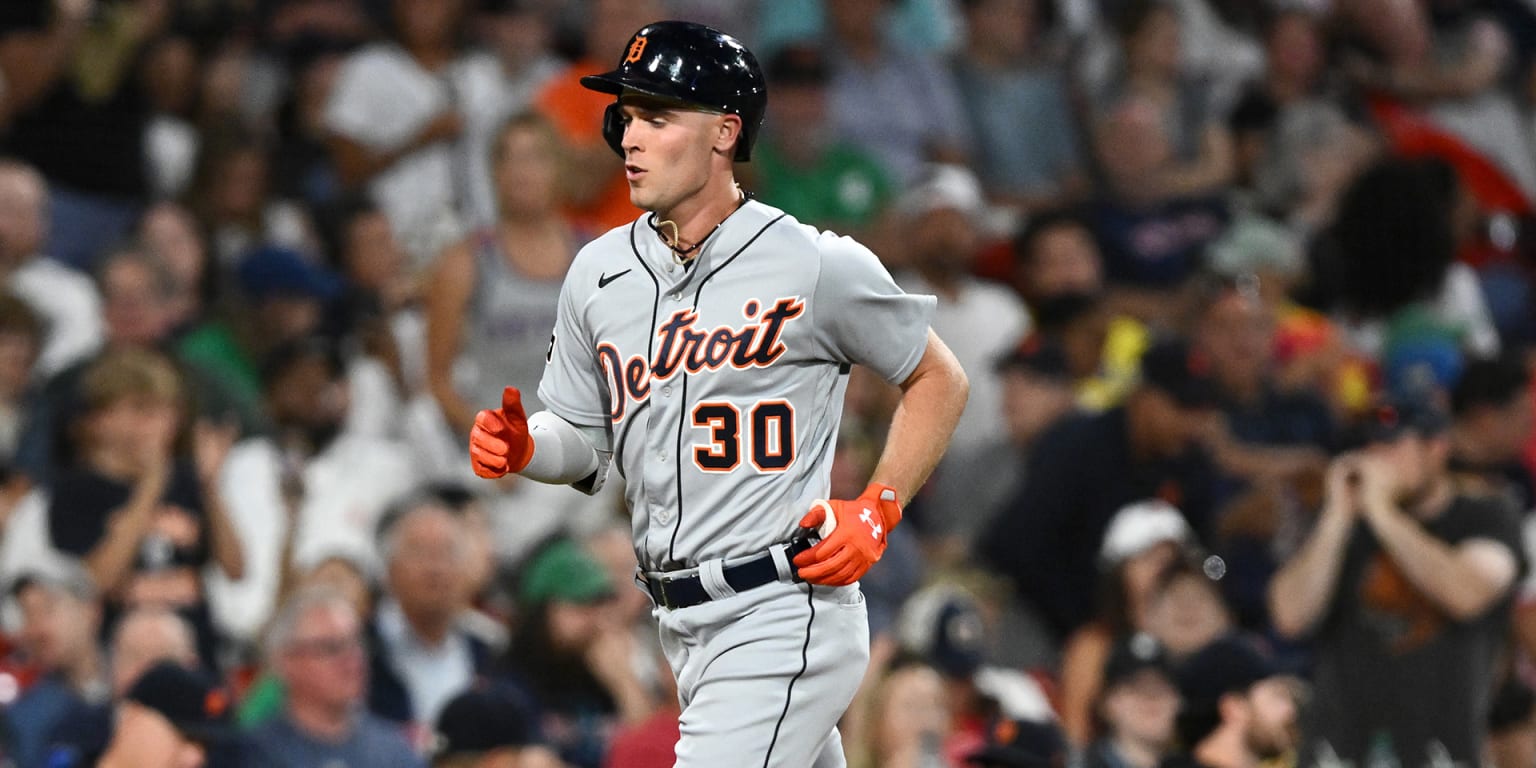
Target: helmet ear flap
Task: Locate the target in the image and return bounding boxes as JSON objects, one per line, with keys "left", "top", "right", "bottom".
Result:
{"left": 601, "top": 102, "right": 627, "bottom": 158}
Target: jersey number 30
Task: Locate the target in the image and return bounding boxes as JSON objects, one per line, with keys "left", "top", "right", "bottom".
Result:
{"left": 692, "top": 400, "right": 794, "bottom": 473}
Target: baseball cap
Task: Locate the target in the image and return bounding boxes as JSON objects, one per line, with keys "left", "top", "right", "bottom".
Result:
{"left": 519, "top": 539, "right": 615, "bottom": 606}
{"left": 898, "top": 164, "right": 987, "bottom": 221}
{"left": 125, "top": 662, "right": 236, "bottom": 745}
{"left": 963, "top": 717, "right": 1068, "bottom": 768}
{"left": 434, "top": 688, "right": 535, "bottom": 756}
{"left": 995, "top": 335, "right": 1071, "bottom": 380}
{"left": 237, "top": 246, "right": 343, "bottom": 301}
{"left": 1139, "top": 338, "right": 1220, "bottom": 409}
{"left": 1206, "top": 213, "right": 1304, "bottom": 280}
{"left": 1362, "top": 395, "right": 1451, "bottom": 444}
{"left": 7, "top": 558, "right": 98, "bottom": 603}
{"left": 895, "top": 584, "right": 987, "bottom": 679}
{"left": 1098, "top": 500, "right": 1192, "bottom": 569}
{"left": 1102, "top": 633, "right": 1174, "bottom": 690}
{"left": 1175, "top": 635, "right": 1277, "bottom": 708}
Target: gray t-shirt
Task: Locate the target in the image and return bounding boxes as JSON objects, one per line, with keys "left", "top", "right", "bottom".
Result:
{"left": 248, "top": 712, "right": 425, "bottom": 768}
{"left": 539, "top": 200, "right": 935, "bottom": 570}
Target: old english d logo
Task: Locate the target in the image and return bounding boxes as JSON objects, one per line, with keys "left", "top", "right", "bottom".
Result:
{"left": 626, "top": 36, "right": 648, "bottom": 63}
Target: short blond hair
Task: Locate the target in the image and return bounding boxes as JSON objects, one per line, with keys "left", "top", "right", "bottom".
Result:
{"left": 77, "top": 348, "right": 184, "bottom": 413}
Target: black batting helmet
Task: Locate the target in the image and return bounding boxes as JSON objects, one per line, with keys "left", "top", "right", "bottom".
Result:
{"left": 579, "top": 21, "right": 767, "bottom": 161}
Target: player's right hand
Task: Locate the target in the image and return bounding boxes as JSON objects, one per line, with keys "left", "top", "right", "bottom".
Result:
{"left": 469, "top": 386, "right": 533, "bottom": 479}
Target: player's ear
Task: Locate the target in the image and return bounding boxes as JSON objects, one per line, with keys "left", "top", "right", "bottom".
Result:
{"left": 713, "top": 114, "right": 742, "bottom": 156}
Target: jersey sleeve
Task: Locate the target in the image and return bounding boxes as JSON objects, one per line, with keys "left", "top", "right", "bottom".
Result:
{"left": 810, "top": 234, "right": 937, "bottom": 385}
{"left": 537, "top": 271, "right": 611, "bottom": 428}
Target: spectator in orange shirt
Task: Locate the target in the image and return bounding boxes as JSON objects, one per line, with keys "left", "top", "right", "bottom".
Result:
{"left": 533, "top": 0, "right": 663, "bottom": 232}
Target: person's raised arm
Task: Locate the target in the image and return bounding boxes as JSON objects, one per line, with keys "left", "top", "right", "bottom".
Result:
{"left": 1268, "top": 454, "right": 1359, "bottom": 638}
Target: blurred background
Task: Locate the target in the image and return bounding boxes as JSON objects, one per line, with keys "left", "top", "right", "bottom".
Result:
{"left": 3, "top": 0, "right": 1536, "bottom": 766}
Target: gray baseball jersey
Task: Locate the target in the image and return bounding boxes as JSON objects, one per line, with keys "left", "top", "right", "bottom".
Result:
{"left": 538, "top": 199, "right": 935, "bottom": 571}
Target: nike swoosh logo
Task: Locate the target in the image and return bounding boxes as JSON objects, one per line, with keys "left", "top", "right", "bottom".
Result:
{"left": 598, "top": 269, "right": 632, "bottom": 289}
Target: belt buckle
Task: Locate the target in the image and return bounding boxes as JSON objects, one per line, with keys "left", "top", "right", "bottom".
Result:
{"left": 654, "top": 572, "right": 677, "bottom": 610}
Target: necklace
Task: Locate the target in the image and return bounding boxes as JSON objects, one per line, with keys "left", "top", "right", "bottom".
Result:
{"left": 650, "top": 187, "right": 749, "bottom": 267}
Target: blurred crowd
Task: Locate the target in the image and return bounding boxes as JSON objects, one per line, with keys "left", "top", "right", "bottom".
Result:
{"left": 3, "top": 0, "right": 1536, "bottom": 766}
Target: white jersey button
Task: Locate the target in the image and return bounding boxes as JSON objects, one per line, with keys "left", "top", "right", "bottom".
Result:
{"left": 662, "top": 385, "right": 673, "bottom": 397}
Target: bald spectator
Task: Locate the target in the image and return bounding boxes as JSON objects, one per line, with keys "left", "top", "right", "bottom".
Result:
{"left": 0, "top": 161, "right": 102, "bottom": 379}
{"left": 250, "top": 588, "right": 424, "bottom": 768}
{"left": 368, "top": 498, "right": 494, "bottom": 734}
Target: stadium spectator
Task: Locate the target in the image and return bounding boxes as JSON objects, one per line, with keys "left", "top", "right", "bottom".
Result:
{"left": 427, "top": 112, "right": 579, "bottom": 435}
{"left": 45, "top": 348, "right": 244, "bottom": 668}
{"left": 927, "top": 335, "right": 1076, "bottom": 565}
{"left": 96, "top": 661, "right": 237, "bottom": 768}
{"left": 368, "top": 499, "right": 493, "bottom": 736}
{"left": 1, "top": 560, "right": 108, "bottom": 768}
{"left": 1320, "top": 158, "right": 1501, "bottom": 363}
{"left": 459, "top": 0, "right": 566, "bottom": 229}
{"left": 0, "top": 0, "right": 165, "bottom": 270}
{"left": 249, "top": 587, "right": 424, "bottom": 768}
{"left": 0, "top": 161, "right": 102, "bottom": 380}
{"left": 849, "top": 658, "right": 953, "bottom": 768}
{"left": 751, "top": 44, "right": 895, "bottom": 240}
{"left": 1143, "top": 557, "right": 1234, "bottom": 662}
{"left": 33, "top": 606, "right": 200, "bottom": 768}
{"left": 821, "top": 0, "right": 971, "bottom": 185}
{"left": 431, "top": 687, "right": 561, "bottom": 768}
{"left": 532, "top": 0, "right": 662, "bottom": 232}
{"left": 1083, "top": 634, "right": 1181, "bottom": 768}
{"left": 499, "top": 537, "right": 653, "bottom": 768}
{"left": 1449, "top": 355, "right": 1535, "bottom": 511}
{"left": 1169, "top": 635, "right": 1299, "bottom": 768}
{"left": 1010, "top": 210, "right": 1149, "bottom": 411}
{"left": 138, "top": 202, "right": 213, "bottom": 333}
{"left": 322, "top": 0, "right": 482, "bottom": 263}
{"left": 0, "top": 294, "right": 41, "bottom": 471}
{"left": 1059, "top": 500, "right": 1193, "bottom": 747}
{"left": 962, "top": 716, "right": 1069, "bottom": 768}
{"left": 1269, "top": 396, "right": 1524, "bottom": 766}
{"left": 894, "top": 164, "right": 1028, "bottom": 489}
{"left": 208, "top": 337, "right": 417, "bottom": 645}
{"left": 1091, "top": 0, "right": 1235, "bottom": 203}
{"left": 981, "top": 337, "right": 1221, "bottom": 639}
{"left": 188, "top": 129, "right": 318, "bottom": 272}
{"left": 953, "top": 0, "right": 1085, "bottom": 210}
{"left": 1488, "top": 678, "right": 1536, "bottom": 768}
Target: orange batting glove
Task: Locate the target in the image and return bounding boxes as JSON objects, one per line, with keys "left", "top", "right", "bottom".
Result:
{"left": 793, "top": 482, "right": 902, "bottom": 586}
{"left": 469, "top": 386, "right": 533, "bottom": 479}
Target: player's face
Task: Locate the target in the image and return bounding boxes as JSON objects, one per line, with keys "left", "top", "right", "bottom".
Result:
{"left": 618, "top": 101, "right": 735, "bottom": 214}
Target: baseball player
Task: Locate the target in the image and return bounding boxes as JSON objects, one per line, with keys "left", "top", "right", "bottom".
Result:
{"left": 468, "top": 21, "right": 969, "bottom": 768}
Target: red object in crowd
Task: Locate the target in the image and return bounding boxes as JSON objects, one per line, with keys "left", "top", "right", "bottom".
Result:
{"left": 1367, "top": 95, "right": 1533, "bottom": 217}
{"left": 603, "top": 707, "right": 682, "bottom": 768}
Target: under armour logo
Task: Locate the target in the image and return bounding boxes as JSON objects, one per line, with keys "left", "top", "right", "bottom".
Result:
{"left": 626, "top": 36, "right": 648, "bottom": 63}
{"left": 859, "top": 507, "right": 882, "bottom": 539}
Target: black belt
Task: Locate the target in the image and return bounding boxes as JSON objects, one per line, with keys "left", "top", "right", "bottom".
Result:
{"left": 643, "top": 538, "right": 815, "bottom": 610}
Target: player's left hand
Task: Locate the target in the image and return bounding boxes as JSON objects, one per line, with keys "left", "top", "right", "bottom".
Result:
{"left": 793, "top": 482, "right": 902, "bottom": 586}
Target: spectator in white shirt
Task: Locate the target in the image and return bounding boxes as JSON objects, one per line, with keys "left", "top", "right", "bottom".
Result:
{"left": 324, "top": 0, "right": 490, "bottom": 264}
{"left": 206, "top": 337, "right": 419, "bottom": 645}
{"left": 0, "top": 160, "right": 102, "bottom": 380}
